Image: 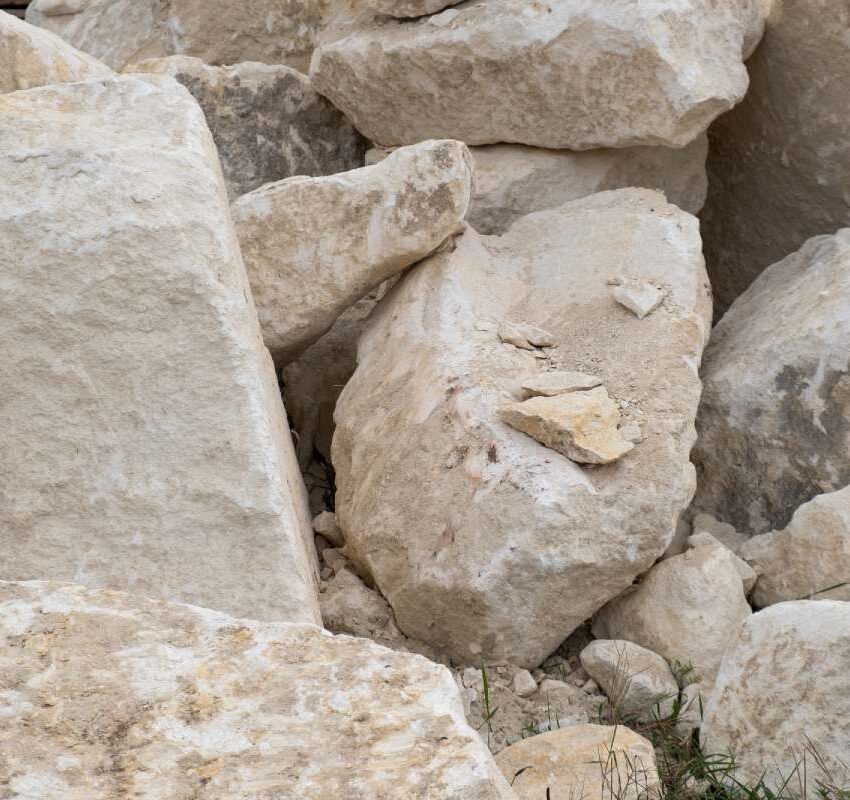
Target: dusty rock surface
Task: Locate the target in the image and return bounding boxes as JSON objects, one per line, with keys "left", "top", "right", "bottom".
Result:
{"left": 0, "top": 76, "right": 319, "bottom": 625}
{"left": 128, "top": 56, "right": 366, "bottom": 200}
{"left": 693, "top": 229, "right": 850, "bottom": 535}
{"left": 0, "top": 580, "right": 515, "bottom": 800}
{"left": 333, "top": 188, "right": 711, "bottom": 667}
{"left": 371, "top": 0, "right": 460, "bottom": 18}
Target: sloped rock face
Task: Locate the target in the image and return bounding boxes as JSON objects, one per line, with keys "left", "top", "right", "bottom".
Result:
{"left": 0, "top": 76, "right": 320, "bottom": 626}
{"left": 0, "top": 581, "right": 515, "bottom": 800}
{"left": 371, "top": 0, "right": 460, "bottom": 18}
{"left": 232, "top": 140, "right": 473, "bottom": 363}
{"left": 701, "top": 0, "right": 850, "bottom": 312}
{"left": 702, "top": 601, "right": 850, "bottom": 796}
{"left": 0, "top": 9, "right": 111, "bottom": 93}
{"left": 692, "top": 230, "right": 850, "bottom": 535}
{"left": 333, "top": 189, "right": 711, "bottom": 668}
{"left": 129, "top": 56, "right": 366, "bottom": 200}
{"left": 310, "top": 0, "right": 765, "bottom": 149}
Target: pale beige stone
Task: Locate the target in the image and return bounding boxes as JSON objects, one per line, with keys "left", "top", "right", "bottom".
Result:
{"left": 691, "top": 513, "right": 748, "bottom": 554}
{"left": 688, "top": 532, "right": 758, "bottom": 594}
{"left": 693, "top": 230, "right": 850, "bottom": 534}
{"left": 0, "top": 9, "right": 110, "bottom": 93}
{"left": 232, "top": 139, "right": 473, "bottom": 363}
{"left": 311, "top": 1, "right": 765, "bottom": 149}
{"left": 521, "top": 371, "right": 602, "bottom": 397}
{"left": 128, "top": 56, "right": 366, "bottom": 200}
{"left": 498, "top": 321, "right": 556, "bottom": 350}
{"left": 312, "top": 510, "right": 343, "bottom": 547}
{"left": 495, "top": 725, "right": 659, "bottom": 800}
{"left": 372, "top": 0, "right": 460, "bottom": 17}
{"left": 0, "top": 76, "right": 319, "bottom": 625}
{"left": 740, "top": 486, "right": 850, "bottom": 606}
{"left": 702, "top": 601, "right": 850, "bottom": 797}
{"left": 333, "top": 189, "right": 711, "bottom": 667}
{"left": 0, "top": 580, "right": 516, "bottom": 800}
{"left": 612, "top": 282, "right": 665, "bottom": 319}
{"left": 501, "top": 388, "right": 634, "bottom": 466}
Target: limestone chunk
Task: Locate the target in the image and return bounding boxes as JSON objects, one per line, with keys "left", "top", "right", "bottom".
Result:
{"left": 232, "top": 139, "right": 473, "bottom": 363}
{"left": 521, "top": 371, "right": 603, "bottom": 397}
{"left": 692, "top": 513, "right": 748, "bottom": 554}
{"left": 612, "top": 282, "right": 665, "bottom": 319}
{"left": 498, "top": 321, "right": 556, "bottom": 350}
{"left": 0, "top": 580, "right": 515, "bottom": 800}
{"left": 501, "top": 388, "right": 634, "bottom": 466}
{"left": 688, "top": 532, "right": 758, "bottom": 595}
{"left": 0, "top": 76, "right": 319, "bottom": 625}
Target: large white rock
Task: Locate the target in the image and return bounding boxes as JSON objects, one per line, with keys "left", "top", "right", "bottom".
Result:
{"left": 692, "top": 230, "right": 850, "bottom": 535}
{"left": 702, "top": 601, "right": 850, "bottom": 796}
{"left": 0, "top": 76, "right": 320, "bottom": 626}
{"left": 0, "top": 580, "right": 515, "bottom": 800}
{"left": 593, "top": 537, "right": 752, "bottom": 682}
{"left": 701, "top": 0, "right": 850, "bottom": 312}
{"left": 0, "top": 9, "right": 110, "bottom": 93}
{"left": 333, "top": 188, "right": 711, "bottom": 667}
{"left": 232, "top": 140, "right": 474, "bottom": 363}
{"left": 310, "top": 0, "right": 765, "bottom": 149}
{"left": 128, "top": 56, "right": 366, "bottom": 200}
{"left": 740, "top": 486, "right": 850, "bottom": 606}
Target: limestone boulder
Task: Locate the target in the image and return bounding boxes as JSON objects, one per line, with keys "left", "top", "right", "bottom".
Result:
{"left": 701, "top": 0, "right": 850, "bottom": 312}
{"left": 232, "top": 140, "right": 473, "bottom": 363}
{"left": 310, "top": 0, "right": 765, "bottom": 149}
{"left": 740, "top": 486, "right": 850, "bottom": 606}
{"left": 692, "top": 230, "right": 850, "bottom": 535}
{"left": 0, "top": 9, "right": 110, "bottom": 93}
{"left": 128, "top": 56, "right": 366, "bottom": 200}
{"left": 333, "top": 188, "right": 711, "bottom": 667}
{"left": 0, "top": 580, "right": 515, "bottom": 800}
{"left": 593, "top": 537, "right": 752, "bottom": 682}
{"left": 0, "top": 76, "right": 319, "bottom": 626}
{"left": 495, "top": 725, "right": 659, "bottom": 800}
{"left": 702, "top": 601, "right": 850, "bottom": 796}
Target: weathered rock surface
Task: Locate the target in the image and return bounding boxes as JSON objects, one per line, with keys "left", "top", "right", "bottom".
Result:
{"left": 593, "top": 536, "right": 752, "bottom": 682}
{"left": 702, "top": 601, "right": 850, "bottom": 795}
{"left": 580, "top": 640, "right": 679, "bottom": 720}
{"left": 740, "top": 486, "right": 850, "bottom": 606}
{"left": 369, "top": 135, "right": 707, "bottom": 235}
{"left": 521, "top": 371, "right": 602, "bottom": 397}
{"left": 128, "top": 56, "right": 366, "bottom": 200}
{"left": 0, "top": 580, "right": 515, "bottom": 800}
{"left": 495, "top": 725, "right": 659, "bottom": 800}
{"left": 692, "top": 230, "right": 850, "bottom": 535}
{"left": 232, "top": 140, "right": 473, "bottom": 363}
{"left": 333, "top": 188, "right": 711, "bottom": 667}
{"left": 371, "top": 0, "right": 460, "bottom": 18}
{"left": 26, "top": 0, "right": 367, "bottom": 72}
{"left": 688, "top": 532, "right": 758, "bottom": 594}
{"left": 691, "top": 513, "right": 748, "bottom": 554}
{"left": 0, "top": 76, "right": 319, "bottom": 625}
{"left": 0, "top": 9, "right": 110, "bottom": 93}
{"left": 701, "top": 0, "right": 850, "bottom": 312}
{"left": 311, "top": 1, "right": 765, "bottom": 149}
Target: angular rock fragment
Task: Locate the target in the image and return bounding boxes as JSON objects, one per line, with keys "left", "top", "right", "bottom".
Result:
{"left": 501, "top": 388, "right": 634, "bottom": 466}
{"left": 333, "top": 189, "right": 711, "bottom": 666}
{"left": 702, "top": 601, "right": 850, "bottom": 795}
{"left": 498, "top": 321, "right": 556, "bottom": 350}
{"left": 688, "top": 532, "right": 758, "bottom": 594}
{"left": 691, "top": 513, "right": 749, "bottom": 555}
{"left": 0, "top": 76, "right": 319, "bottom": 625}
{"left": 311, "top": 1, "right": 765, "bottom": 149}
{"left": 0, "top": 9, "right": 110, "bottom": 93}
{"left": 612, "top": 282, "right": 665, "bottom": 319}
{"left": 521, "top": 371, "right": 602, "bottom": 397}
{"left": 693, "top": 230, "right": 850, "bottom": 534}
{"left": 740, "top": 486, "right": 850, "bottom": 606}
{"left": 129, "top": 56, "right": 366, "bottom": 200}
{"left": 371, "top": 0, "right": 460, "bottom": 18}
{"left": 232, "top": 139, "right": 473, "bottom": 363}
{"left": 0, "top": 580, "right": 515, "bottom": 800}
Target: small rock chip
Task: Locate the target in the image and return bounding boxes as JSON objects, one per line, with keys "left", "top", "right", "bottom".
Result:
{"left": 521, "top": 370, "right": 602, "bottom": 397}
{"left": 501, "top": 387, "right": 634, "bottom": 465}
{"left": 512, "top": 669, "right": 538, "bottom": 698}
{"left": 498, "top": 321, "right": 556, "bottom": 350}
{"left": 612, "top": 282, "right": 665, "bottom": 319}
{"left": 312, "top": 510, "right": 343, "bottom": 547}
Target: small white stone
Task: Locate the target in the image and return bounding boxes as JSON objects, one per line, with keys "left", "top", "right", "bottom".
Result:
{"left": 498, "top": 321, "right": 557, "bottom": 350}
{"left": 312, "top": 511, "right": 344, "bottom": 547}
{"left": 612, "top": 282, "right": 665, "bottom": 319}
{"left": 512, "top": 669, "right": 538, "bottom": 698}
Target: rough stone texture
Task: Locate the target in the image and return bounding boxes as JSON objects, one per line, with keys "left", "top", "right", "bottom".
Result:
{"left": 593, "top": 537, "right": 752, "bottom": 682}
{"left": 0, "top": 580, "right": 515, "bottom": 800}
{"left": 333, "top": 188, "right": 711, "bottom": 667}
{"left": 495, "top": 725, "right": 659, "bottom": 800}
{"left": 692, "top": 230, "right": 850, "bottom": 535}
{"left": 701, "top": 0, "right": 850, "bottom": 313}
{"left": 0, "top": 9, "right": 111, "bottom": 93}
{"left": 310, "top": 1, "right": 765, "bottom": 149}
{"left": 691, "top": 513, "right": 748, "bottom": 554}
{"left": 232, "top": 140, "right": 473, "bottom": 363}
{"left": 580, "top": 640, "right": 679, "bottom": 720}
{"left": 128, "top": 56, "right": 366, "bottom": 200}
{"left": 371, "top": 0, "right": 460, "bottom": 18}
{"left": 702, "top": 601, "right": 850, "bottom": 796}
{"left": 688, "top": 533, "right": 758, "bottom": 594}
{"left": 25, "top": 0, "right": 368, "bottom": 72}
{"left": 0, "top": 76, "right": 320, "bottom": 626}
{"left": 740, "top": 486, "right": 850, "bottom": 606}
{"left": 521, "top": 371, "right": 602, "bottom": 397}
{"left": 370, "top": 136, "right": 708, "bottom": 234}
